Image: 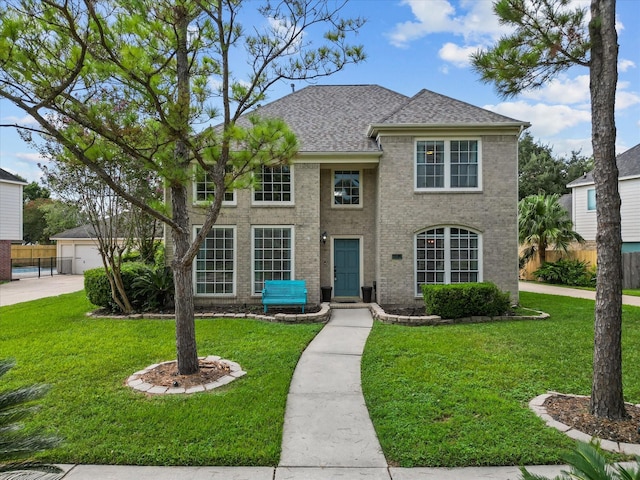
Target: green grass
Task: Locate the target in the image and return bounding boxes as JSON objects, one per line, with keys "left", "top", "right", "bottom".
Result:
{"left": 0, "top": 292, "right": 322, "bottom": 466}
{"left": 362, "top": 292, "right": 640, "bottom": 468}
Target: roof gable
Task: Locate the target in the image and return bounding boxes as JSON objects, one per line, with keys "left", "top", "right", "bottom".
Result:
{"left": 238, "top": 85, "right": 528, "bottom": 154}
{"left": 567, "top": 143, "right": 640, "bottom": 187}
{"left": 380, "top": 89, "right": 526, "bottom": 125}
{"left": 0, "top": 168, "right": 28, "bottom": 185}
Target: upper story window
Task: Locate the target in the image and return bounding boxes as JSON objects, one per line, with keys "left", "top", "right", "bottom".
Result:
{"left": 253, "top": 165, "right": 293, "bottom": 204}
{"left": 194, "top": 166, "right": 235, "bottom": 205}
{"left": 415, "top": 226, "right": 481, "bottom": 296}
{"left": 415, "top": 139, "right": 481, "bottom": 191}
{"left": 333, "top": 170, "right": 361, "bottom": 207}
{"left": 587, "top": 188, "right": 596, "bottom": 211}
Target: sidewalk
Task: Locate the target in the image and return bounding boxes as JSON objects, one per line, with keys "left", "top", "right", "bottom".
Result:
{"left": 519, "top": 281, "right": 640, "bottom": 307}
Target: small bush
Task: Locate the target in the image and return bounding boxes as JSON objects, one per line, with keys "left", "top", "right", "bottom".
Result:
{"left": 131, "top": 266, "right": 174, "bottom": 310}
{"left": 84, "top": 262, "right": 152, "bottom": 312}
{"left": 534, "top": 258, "right": 596, "bottom": 287}
{"left": 422, "top": 282, "right": 511, "bottom": 319}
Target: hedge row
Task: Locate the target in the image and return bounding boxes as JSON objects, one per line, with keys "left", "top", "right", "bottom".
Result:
{"left": 422, "top": 282, "right": 511, "bottom": 319}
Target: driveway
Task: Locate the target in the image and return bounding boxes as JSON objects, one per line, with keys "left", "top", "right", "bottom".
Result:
{"left": 0, "top": 275, "right": 85, "bottom": 307}
{"left": 519, "top": 281, "right": 640, "bottom": 307}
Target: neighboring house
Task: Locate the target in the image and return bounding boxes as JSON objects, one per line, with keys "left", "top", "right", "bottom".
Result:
{"left": 0, "top": 168, "right": 27, "bottom": 280}
{"left": 51, "top": 225, "right": 106, "bottom": 274}
{"left": 168, "top": 85, "right": 528, "bottom": 307}
{"left": 567, "top": 143, "right": 640, "bottom": 253}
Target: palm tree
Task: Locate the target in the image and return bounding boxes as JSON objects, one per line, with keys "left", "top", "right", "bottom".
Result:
{"left": 519, "top": 193, "right": 584, "bottom": 266}
{"left": 520, "top": 441, "right": 640, "bottom": 480}
{"left": 0, "top": 359, "right": 62, "bottom": 479}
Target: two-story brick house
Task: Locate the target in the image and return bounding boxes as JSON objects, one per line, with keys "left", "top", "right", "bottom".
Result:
{"left": 171, "top": 85, "right": 528, "bottom": 308}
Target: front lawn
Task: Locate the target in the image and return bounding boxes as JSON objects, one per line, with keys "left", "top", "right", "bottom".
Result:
{"left": 362, "top": 292, "right": 640, "bottom": 467}
{"left": 0, "top": 292, "right": 322, "bottom": 466}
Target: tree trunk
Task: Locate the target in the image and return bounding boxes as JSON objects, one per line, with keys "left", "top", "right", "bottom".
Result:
{"left": 589, "top": 0, "right": 626, "bottom": 419}
{"left": 171, "top": 184, "right": 199, "bottom": 375}
{"left": 169, "top": 4, "right": 199, "bottom": 376}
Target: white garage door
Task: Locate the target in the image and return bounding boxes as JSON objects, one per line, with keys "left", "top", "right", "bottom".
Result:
{"left": 75, "top": 244, "right": 103, "bottom": 274}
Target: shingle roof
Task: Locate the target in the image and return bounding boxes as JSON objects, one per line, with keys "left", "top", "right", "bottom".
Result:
{"left": 240, "top": 85, "right": 528, "bottom": 154}
{"left": 567, "top": 143, "right": 640, "bottom": 187}
{"left": 0, "top": 168, "right": 27, "bottom": 184}
{"left": 50, "top": 224, "right": 97, "bottom": 239}
{"left": 380, "top": 89, "right": 525, "bottom": 125}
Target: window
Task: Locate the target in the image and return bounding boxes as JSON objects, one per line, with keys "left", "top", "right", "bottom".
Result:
{"left": 253, "top": 165, "right": 293, "bottom": 204}
{"left": 194, "top": 166, "right": 235, "bottom": 205}
{"left": 333, "top": 170, "right": 361, "bottom": 206}
{"left": 587, "top": 188, "right": 596, "bottom": 211}
{"left": 252, "top": 226, "right": 293, "bottom": 294}
{"left": 195, "top": 226, "right": 235, "bottom": 295}
{"left": 416, "top": 139, "right": 480, "bottom": 190}
{"left": 415, "top": 227, "right": 481, "bottom": 295}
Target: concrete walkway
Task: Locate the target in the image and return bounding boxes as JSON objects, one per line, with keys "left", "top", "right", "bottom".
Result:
{"left": 5, "top": 278, "right": 639, "bottom": 479}
{"left": 0, "top": 274, "right": 85, "bottom": 307}
{"left": 519, "top": 281, "right": 640, "bottom": 307}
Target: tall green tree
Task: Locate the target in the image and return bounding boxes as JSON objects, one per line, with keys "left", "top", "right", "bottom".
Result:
{"left": 518, "top": 132, "right": 565, "bottom": 199}
{"left": 0, "top": 0, "right": 365, "bottom": 374}
{"left": 473, "top": 0, "right": 624, "bottom": 419}
{"left": 518, "top": 193, "right": 583, "bottom": 265}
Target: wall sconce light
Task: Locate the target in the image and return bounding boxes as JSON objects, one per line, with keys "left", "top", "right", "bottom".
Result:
{"left": 321, "top": 231, "right": 327, "bottom": 244}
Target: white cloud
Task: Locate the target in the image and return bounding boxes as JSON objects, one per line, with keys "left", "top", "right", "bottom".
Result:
{"left": 619, "top": 59, "right": 636, "bottom": 72}
{"left": 520, "top": 75, "right": 590, "bottom": 105}
{"left": 484, "top": 101, "right": 591, "bottom": 137}
{"left": 1, "top": 114, "right": 38, "bottom": 126}
{"left": 616, "top": 90, "right": 640, "bottom": 111}
{"left": 15, "top": 152, "right": 46, "bottom": 164}
{"left": 387, "top": 0, "right": 508, "bottom": 48}
{"left": 438, "top": 42, "right": 482, "bottom": 67}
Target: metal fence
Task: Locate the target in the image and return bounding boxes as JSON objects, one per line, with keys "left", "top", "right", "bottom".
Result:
{"left": 10, "top": 257, "right": 73, "bottom": 279}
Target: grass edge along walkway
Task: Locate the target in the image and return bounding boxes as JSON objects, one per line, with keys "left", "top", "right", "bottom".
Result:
{"left": 0, "top": 291, "right": 323, "bottom": 466}
{"left": 362, "top": 291, "right": 640, "bottom": 468}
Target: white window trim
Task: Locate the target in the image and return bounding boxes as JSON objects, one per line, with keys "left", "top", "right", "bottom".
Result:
{"left": 414, "top": 138, "right": 482, "bottom": 192}
{"left": 192, "top": 165, "right": 237, "bottom": 207}
{"left": 252, "top": 165, "right": 295, "bottom": 206}
{"left": 251, "top": 225, "right": 296, "bottom": 296}
{"left": 414, "top": 226, "right": 483, "bottom": 297}
{"left": 193, "top": 225, "right": 237, "bottom": 297}
{"left": 331, "top": 169, "right": 363, "bottom": 209}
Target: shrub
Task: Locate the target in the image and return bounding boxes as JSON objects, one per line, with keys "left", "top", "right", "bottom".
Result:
{"left": 422, "top": 282, "right": 511, "bottom": 319}
{"left": 131, "top": 266, "right": 174, "bottom": 310}
{"left": 84, "top": 262, "right": 152, "bottom": 312}
{"left": 534, "top": 258, "right": 596, "bottom": 287}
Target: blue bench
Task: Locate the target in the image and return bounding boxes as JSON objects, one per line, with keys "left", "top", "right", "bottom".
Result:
{"left": 262, "top": 280, "right": 307, "bottom": 313}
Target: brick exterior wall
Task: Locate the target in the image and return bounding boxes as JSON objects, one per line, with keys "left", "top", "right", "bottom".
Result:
{"left": 0, "top": 240, "right": 11, "bottom": 281}
{"left": 169, "top": 134, "right": 519, "bottom": 308}
{"left": 375, "top": 134, "right": 520, "bottom": 306}
{"left": 185, "top": 163, "right": 322, "bottom": 307}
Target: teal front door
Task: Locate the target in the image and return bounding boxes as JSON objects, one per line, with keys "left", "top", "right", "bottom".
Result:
{"left": 334, "top": 239, "right": 360, "bottom": 297}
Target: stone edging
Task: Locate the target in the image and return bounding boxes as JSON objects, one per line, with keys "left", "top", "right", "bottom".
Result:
{"left": 369, "top": 303, "right": 549, "bottom": 326}
{"left": 126, "top": 355, "right": 246, "bottom": 395}
{"left": 529, "top": 392, "right": 640, "bottom": 455}
{"left": 90, "top": 303, "right": 332, "bottom": 324}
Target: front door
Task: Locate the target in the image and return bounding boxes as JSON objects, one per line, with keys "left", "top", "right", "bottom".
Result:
{"left": 334, "top": 238, "right": 360, "bottom": 297}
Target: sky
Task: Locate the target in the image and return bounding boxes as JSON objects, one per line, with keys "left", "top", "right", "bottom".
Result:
{"left": 0, "top": 0, "right": 638, "bottom": 183}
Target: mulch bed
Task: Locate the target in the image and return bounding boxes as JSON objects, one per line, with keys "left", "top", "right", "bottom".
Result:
{"left": 138, "top": 359, "right": 231, "bottom": 389}
{"left": 545, "top": 395, "right": 640, "bottom": 444}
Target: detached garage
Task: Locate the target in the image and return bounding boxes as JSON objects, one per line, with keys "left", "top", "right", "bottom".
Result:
{"left": 51, "top": 225, "right": 106, "bottom": 274}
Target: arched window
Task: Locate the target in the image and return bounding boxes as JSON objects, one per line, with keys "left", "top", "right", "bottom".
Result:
{"left": 415, "top": 227, "right": 481, "bottom": 295}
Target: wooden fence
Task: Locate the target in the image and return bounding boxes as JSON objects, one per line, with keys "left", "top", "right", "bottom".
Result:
{"left": 520, "top": 249, "right": 640, "bottom": 289}
{"left": 11, "top": 245, "right": 57, "bottom": 259}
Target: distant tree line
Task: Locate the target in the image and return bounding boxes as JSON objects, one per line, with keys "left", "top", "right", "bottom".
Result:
{"left": 518, "top": 131, "right": 594, "bottom": 200}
